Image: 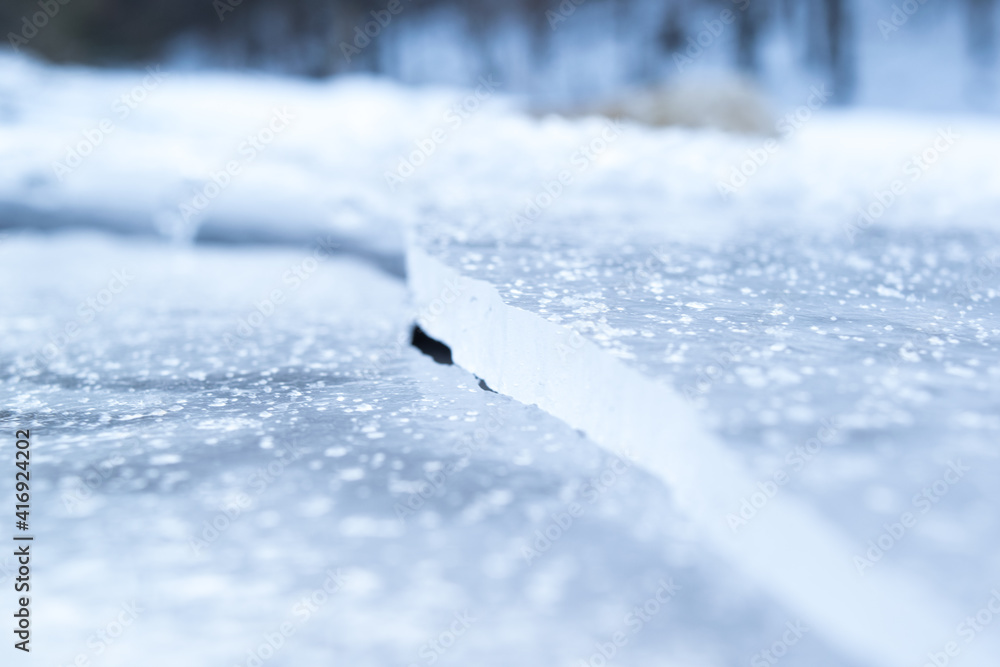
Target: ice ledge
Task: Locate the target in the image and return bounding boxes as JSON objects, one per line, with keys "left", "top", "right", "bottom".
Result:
{"left": 407, "top": 242, "right": 996, "bottom": 667}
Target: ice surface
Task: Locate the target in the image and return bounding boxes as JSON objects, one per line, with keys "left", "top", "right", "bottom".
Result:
{"left": 3, "top": 54, "right": 1000, "bottom": 666}
{"left": 407, "top": 122, "right": 1000, "bottom": 665}
{"left": 1, "top": 232, "right": 879, "bottom": 667}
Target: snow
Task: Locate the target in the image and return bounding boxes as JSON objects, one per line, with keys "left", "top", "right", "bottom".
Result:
{"left": 408, "top": 237, "right": 1000, "bottom": 667}
{"left": 2, "top": 53, "right": 1000, "bottom": 666}
{"left": 0, "top": 232, "right": 858, "bottom": 666}
{"left": 403, "top": 99, "right": 1000, "bottom": 664}
{"left": 4, "top": 51, "right": 1000, "bottom": 255}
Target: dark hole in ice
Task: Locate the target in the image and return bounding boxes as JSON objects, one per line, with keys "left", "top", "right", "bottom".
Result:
{"left": 478, "top": 378, "right": 496, "bottom": 393}
{"left": 411, "top": 325, "right": 453, "bottom": 365}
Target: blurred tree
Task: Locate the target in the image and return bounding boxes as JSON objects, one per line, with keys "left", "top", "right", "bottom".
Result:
{"left": 967, "top": 0, "right": 998, "bottom": 66}
{"left": 657, "top": 5, "right": 685, "bottom": 54}
{"left": 735, "top": 0, "right": 770, "bottom": 72}
{"left": 803, "top": 0, "right": 853, "bottom": 101}
{"left": 0, "top": 0, "right": 992, "bottom": 107}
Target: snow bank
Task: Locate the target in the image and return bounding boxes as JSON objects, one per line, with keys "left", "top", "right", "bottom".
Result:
{"left": 3, "top": 53, "right": 1000, "bottom": 259}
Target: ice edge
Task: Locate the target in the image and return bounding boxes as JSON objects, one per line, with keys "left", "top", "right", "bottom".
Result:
{"left": 406, "top": 241, "right": 987, "bottom": 667}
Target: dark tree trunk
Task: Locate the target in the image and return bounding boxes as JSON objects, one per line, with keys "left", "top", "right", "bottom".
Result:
{"left": 967, "top": 0, "right": 998, "bottom": 66}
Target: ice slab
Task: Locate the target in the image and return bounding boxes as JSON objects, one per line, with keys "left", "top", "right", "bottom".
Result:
{"left": 408, "top": 126, "right": 1000, "bottom": 665}
{"left": 1, "top": 232, "right": 876, "bottom": 667}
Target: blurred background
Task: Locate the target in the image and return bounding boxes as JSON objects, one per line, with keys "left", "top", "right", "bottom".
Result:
{"left": 4, "top": 2, "right": 1000, "bottom": 667}
{"left": 3, "top": 0, "right": 999, "bottom": 110}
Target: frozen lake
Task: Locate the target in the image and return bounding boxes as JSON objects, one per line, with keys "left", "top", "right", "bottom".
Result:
{"left": 1, "top": 53, "right": 999, "bottom": 667}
